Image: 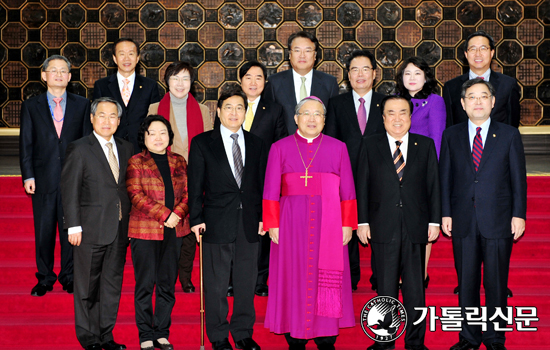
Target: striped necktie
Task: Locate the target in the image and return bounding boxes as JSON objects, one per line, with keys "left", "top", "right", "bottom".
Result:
{"left": 472, "top": 127, "right": 483, "bottom": 171}
{"left": 230, "top": 133, "right": 243, "bottom": 187}
{"left": 393, "top": 140, "right": 405, "bottom": 181}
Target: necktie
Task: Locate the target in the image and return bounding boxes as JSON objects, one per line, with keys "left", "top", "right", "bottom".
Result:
{"left": 52, "top": 97, "right": 63, "bottom": 138}
{"left": 472, "top": 127, "right": 483, "bottom": 172}
{"left": 230, "top": 134, "right": 243, "bottom": 187}
{"left": 244, "top": 102, "right": 255, "bottom": 131}
{"left": 299, "top": 76, "right": 307, "bottom": 101}
{"left": 357, "top": 97, "right": 367, "bottom": 134}
{"left": 393, "top": 140, "right": 405, "bottom": 181}
{"left": 106, "top": 142, "right": 122, "bottom": 219}
{"left": 121, "top": 78, "right": 131, "bottom": 106}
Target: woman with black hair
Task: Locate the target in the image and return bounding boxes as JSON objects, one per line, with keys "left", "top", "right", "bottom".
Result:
{"left": 126, "top": 115, "right": 190, "bottom": 350}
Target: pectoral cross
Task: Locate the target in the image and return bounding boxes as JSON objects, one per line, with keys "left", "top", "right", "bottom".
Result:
{"left": 300, "top": 168, "right": 313, "bottom": 187}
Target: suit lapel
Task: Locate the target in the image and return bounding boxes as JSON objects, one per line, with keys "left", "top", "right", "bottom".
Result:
{"left": 402, "top": 134, "right": 418, "bottom": 181}
{"left": 209, "top": 128, "right": 239, "bottom": 188}
{"left": 477, "top": 121, "right": 498, "bottom": 174}
{"left": 311, "top": 70, "right": 327, "bottom": 99}
{"left": 459, "top": 123, "right": 476, "bottom": 175}
{"left": 107, "top": 75, "right": 125, "bottom": 110}
{"left": 375, "top": 134, "right": 399, "bottom": 182}
{"left": 241, "top": 132, "right": 254, "bottom": 186}
{"left": 250, "top": 99, "right": 266, "bottom": 134}
{"left": 489, "top": 72, "right": 500, "bottom": 118}
{"left": 280, "top": 70, "right": 297, "bottom": 106}
{"left": 127, "top": 75, "right": 144, "bottom": 111}
{"left": 366, "top": 92, "right": 383, "bottom": 135}
{"left": 60, "top": 93, "right": 75, "bottom": 139}
{"left": 37, "top": 94, "right": 59, "bottom": 138}
{"left": 115, "top": 138, "right": 129, "bottom": 185}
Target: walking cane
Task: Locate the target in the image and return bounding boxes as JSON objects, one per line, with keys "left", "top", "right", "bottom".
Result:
{"left": 199, "top": 230, "right": 205, "bottom": 350}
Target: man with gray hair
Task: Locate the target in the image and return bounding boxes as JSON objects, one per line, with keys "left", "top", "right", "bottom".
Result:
{"left": 61, "top": 97, "right": 134, "bottom": 350}
{"left": 19, "top": 54, "right": 91, "bottom": 297}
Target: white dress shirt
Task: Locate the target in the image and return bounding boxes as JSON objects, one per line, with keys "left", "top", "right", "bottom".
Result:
{"left": 292, "top": 69, "right": 313, "bottom": 104}
{"left": 117, "top": 71, "right": 136, "bottom": 96}
{"left": 220, "top": 124, "right": 246, "bottom": 177}
{"left": 69, "top": 131, "right": 119, "bottom": 235}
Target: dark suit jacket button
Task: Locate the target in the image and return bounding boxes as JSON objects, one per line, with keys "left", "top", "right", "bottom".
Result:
{"left": 400, "top": 204, "right": 403, "bottom": 207}
{"left": 395, "top": 203, "right": 399, "bottom": 207}
{"left": 240, "top": 190, "right": 243, "bottom": 193}
{"left": 399, "top": 184, "right": 403, "bottom": 188}
{"left": 472, "top": 197, "right": 475, "bottom": 201}
{"left": 474, "top": 180, "right": 478, "bottom": 183}
{"left": 59, "top": 140, "right": 62, "bottom": 144}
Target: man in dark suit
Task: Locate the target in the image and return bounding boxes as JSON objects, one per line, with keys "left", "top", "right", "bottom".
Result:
{"left": 61, "top": 97, "right": 134, "bottom": 350}
{"left": 93, "top": 38, "right": 161, "bottom": 154}
{"left": 357, "top": 96, "right": 441, "bottom": 350}
{"left": 263, "top": 31, "right": 339, "bottom": 134}
{"left": 325, "top": 49, "right": 385, "bottom": 292}
{"left": 440, "top": 79, "right": 526, "bottom": 350}
{"left": 188, "top": 89, "right": 267, "bottom": 350}
{"left": 19, "top": 55, "right": 91, "bottom": 297}
{"left": 443, "top": 31, "right": 520, "bottom": 128}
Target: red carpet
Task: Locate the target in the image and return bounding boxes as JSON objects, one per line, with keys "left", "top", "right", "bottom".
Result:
{"left": 1, "top": 175, "right": 548, "bottom": 350}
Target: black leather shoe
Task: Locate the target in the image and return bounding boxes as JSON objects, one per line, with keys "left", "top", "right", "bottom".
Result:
{"left": 153, "top": 339, "right": 174, "bottom": 350}
{"left": 31, "top": 283, "right": 53, "bottom": 297}
{"left": 102, "top": 340, "right": 126, "bottom": 350}
{"left": 367, "top": 342, "right": 395, "bottom": 350}
{"left": 141, "top": 346, "right": 154, "bottom": 350}
{"left": 317, "top": 344, "right": 335, "bottom": 350}
{"left": 181, "top": 279, "right": 195, "bottom": 293}
{"left": 507, "top": 288, "right": 513, "bottom": 298}
{"left": 227, "top": 285, "right": 234, "bottom": 297}
{"left": 424, "top": 275, "right": 430, "bottom": 289}
{"left": 371, "top": 284, "right": 377, "bottom": 293}
{"left": 449, "top": 339, "right": 479, "bottom": 350}
{"left": 255, "top": 284, "right": 268, "bottom": 297}
{"left": 213, "top": 338, "right": 233, "bottom": 350}
{"left": 453, "top": 286, "right": 459, "bottom": 295}
{"left": 85, "top": 344, "right": 102, "bottom": 350}
{"left": 235, "top": 338, "right": 260, "bottom": 350}
{"left": 485, "top": 343, "right": 506, "bottom": 350}
{"left": 351, "top": 284, "right": 358, "bottom": 292}
{"left": 63, "top": 281, "right": 74, "bottom": 294}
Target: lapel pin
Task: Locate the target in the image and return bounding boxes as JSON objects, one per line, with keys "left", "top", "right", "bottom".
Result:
{"left": 263, "top": 107, "right": 265, "bottom": 109}
{"left": 140, "top": 86, "right": 142, "bottom": 88}
{"left": 493, "top": 134, "right": 496, "bottom": 137}
{"left": 415, "top": 142, "right": 417, "bottom": 145}
{"left": 376, "top": 104, "right": 379, "bottom": 107}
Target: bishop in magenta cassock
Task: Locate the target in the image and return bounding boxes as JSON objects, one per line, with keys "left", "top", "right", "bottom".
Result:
{"left": 262, "top": 96, "right": 358, "bottom": 350}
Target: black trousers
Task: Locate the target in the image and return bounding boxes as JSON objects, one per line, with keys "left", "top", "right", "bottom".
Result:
{"left": 453, "top": 224, "right": 513, "bottom": 347}
{"left": 31, "top": 189, "right": 73, "bottom": 286}
{"left": 256, "top": 233, "right": 271, "bottom": 286}
{"left": 131, "top": 230, "right": 183, "bottom": 343}
{"left": 371, "top": 220, "right": 426, "bottom": 347}
{"left": 348, "top": 230, "right": 361, "bottom": 288}
{"left": 73, "top": 224, "right": 127, "bottom": 348}
{"left": 203, "top": 212, "right": 259, "bottom": 343}
{"left": 178, "top": 232, "right": 196, "bottom": 282}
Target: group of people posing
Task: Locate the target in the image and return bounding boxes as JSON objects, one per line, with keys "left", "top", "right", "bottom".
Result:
{"left": 19, "top": 28, "right": 526, "bottom": 350}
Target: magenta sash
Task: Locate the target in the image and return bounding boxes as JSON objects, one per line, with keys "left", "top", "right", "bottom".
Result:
{"left": 282, "top": 172, "right": 344, "bottom": 318}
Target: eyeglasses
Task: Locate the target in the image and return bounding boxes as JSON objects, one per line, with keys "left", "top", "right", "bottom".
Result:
{"left": 223, "top": 105, "right": 245, "bottom": 113}
{"left": 297, "top": 111, "right": 324, "bottom": 119}
{"left": 349, "top": 66, "right": 374, "bottom": 75}
{"left": 45, "top": 69, "right": 69, "bottom": 75}
{"left": 291, "top": 48, "right": 315, "bottom": 55}
{"left": 169, "top": 76, "right": 191, "bottom": 83}
{"left": 467, "top": 46, "right": 491, "bottom": 54}
{"left": 94, "top": 115, "right": 119, "bottom": 121}
{"left": 465, "top": 95, "right": 492, "bottom": 102}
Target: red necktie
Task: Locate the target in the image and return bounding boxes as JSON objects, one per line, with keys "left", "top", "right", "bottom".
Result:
{"left": 52, "top": 97, "right": 63, "bottom": 138}
{"left": 472, "top": 127, "right": 483, "bottom": 171}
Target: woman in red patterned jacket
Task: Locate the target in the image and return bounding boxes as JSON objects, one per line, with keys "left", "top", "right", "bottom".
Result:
{"left": 126, "top": 115, "right": 190, "bottom": 350}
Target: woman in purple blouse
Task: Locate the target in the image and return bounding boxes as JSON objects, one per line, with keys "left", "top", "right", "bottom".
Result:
{"left": 396, "top": 56, "right": 446, "bottom": 288}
